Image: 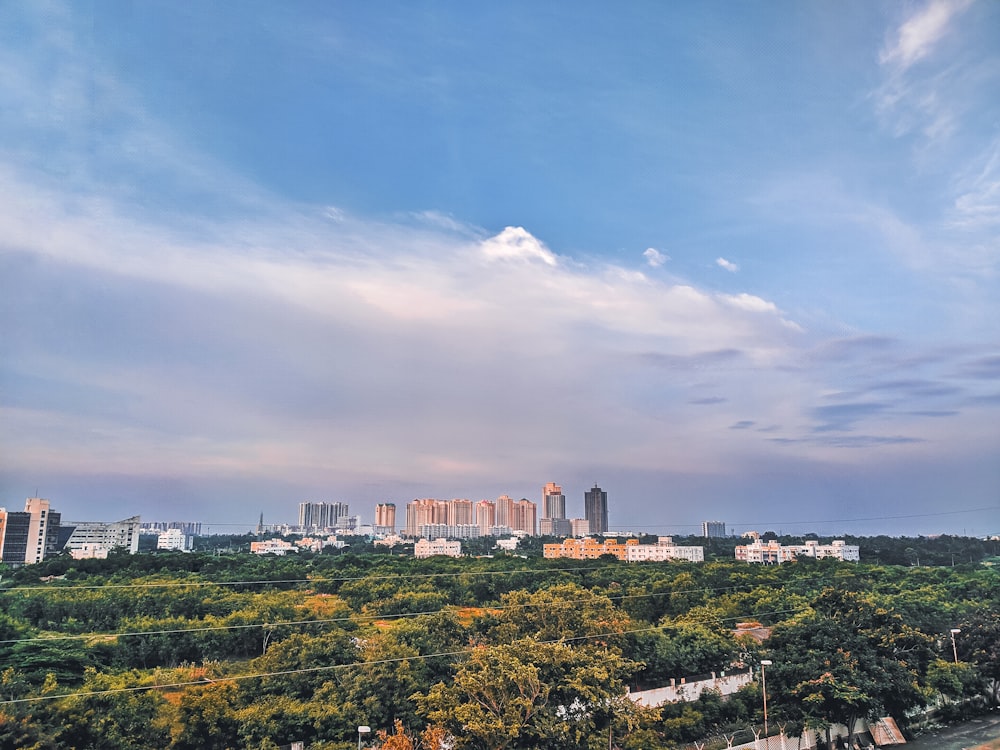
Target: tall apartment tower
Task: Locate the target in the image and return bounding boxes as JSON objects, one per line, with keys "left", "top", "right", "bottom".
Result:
{"left": 298, "top": 501, "right": 349, "bottom": 530}
{"left": 584, "top": 484, "right": 608, "bottom": 535}
{"left": 0, "top": 498, "right": 62, "bottom": 566}
{"left": 375, "top": 503, "right": 396, "bottom": 533}
{"left": 475, "top": 499, "right": 496, "bottom": 535}
{"left": 540, "top": 483, "right": 571, "bottom": 536}
{"left": 511, "top": 498, "right": 537, "bottom": 536}
{"left": 702, "top": 520, "right": 726, "bottom": 538}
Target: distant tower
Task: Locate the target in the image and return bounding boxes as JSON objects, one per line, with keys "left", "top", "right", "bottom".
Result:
{"left": 375, "top": 503, "right": 396, "bottom": 533}
{"left": 702, "top": 520, "right": 726, "bottom": 538}
{"left": 540, "top": 483, "right": 570, "bottom": 536}
{"left": 584, "top": 484, "right": 608, "bottom": 535}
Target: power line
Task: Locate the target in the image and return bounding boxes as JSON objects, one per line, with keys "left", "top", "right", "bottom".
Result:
{"left": 0, "top": 578, "right": 787, "bottom": 646}
{"left": 0, "top": 564, "right": 606, "bottom": 594}
{"left": 0, "top": 606, "right": 807, "bottom": 706}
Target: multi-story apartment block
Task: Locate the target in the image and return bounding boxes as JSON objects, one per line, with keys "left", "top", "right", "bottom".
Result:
{"left": 510, "top": 497, "right": 537, "bottom": 536}
{"left": 405, "top": 499, "right": 448, "bottom": 536}
{"left": 0, "top": 498, "right": 62, "bottom": 566}
{"left": 374, "top": 503, "right": 396, "bottom": 533}
{"left": 475, "top": 499, "right": 496, "bottom": 535}
{"left": 448, "top": 499, "right": 474, "bottom": 526}
{"left": 418, "top": 523, "right": 481, "bottom": 539}
{"left": 298, "top": 501, "right": 349, "bottom": 531}
{"left": 157, "top": 528, "right": 193, "bottom": 551}
{"left": 64, "top": 516, "right": 141, "bottom": 559}
{"left": 414, "top": 538, "right": 462, "bottom": 559}
{"left": 540, "top": 482, "right": 571, "bottom": 536}
{"left": 543, "top": 537, "right": 638, "bottom": 561}
{"left": 408, "top": 496, "right": 535, "bottom": 537}
{"left": 702, "top": 520, "right": 727, "bottom": 538}
{"left": 625, "top": 537, "right": 705, "bottom": 562}
{"left": 735, "top": 537, "right": 860, "bottom": 564}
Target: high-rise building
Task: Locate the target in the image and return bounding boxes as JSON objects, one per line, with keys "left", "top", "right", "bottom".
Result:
{"left": 448, "top": 499, "right": 474, "bottom": 526}
{"left": 542, "top": 483, "right": 565, "bottom": 519}
{"left": 0, "top": 498, "right": 62, "bottom": 566}
{"left": 510, "top": 498, "right": 537, "bottom": 536}
{"left": 405, "top": 499, "right": 449, "bottom": 537}
{"left": 702, "top": 520, "right": 727, "bottom": 538}
{"left": 375, "top": 503, "right": 396, "bottom": 533}
{"left": 584, "top": 484, "right": 608, "bottom": 535}
{"left": 540, "top": 482, "right": 571, "bottom": 536}
{"left": 298, "top": 501, "right": 349, "bottom": 530}
{"left": 475, "top": 500, "right": 496, "bottom": 535}
{"left": 494, "top": 495, "right": 515, "bottom": 529}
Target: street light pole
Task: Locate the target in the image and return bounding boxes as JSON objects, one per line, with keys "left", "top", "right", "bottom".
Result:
{"left": 760, "top": 660, "right": 772, "bottom": 737}
{"left": 950, "top": 629, "right": 961, "bottom": 664}
{"left": 357, "top": 725, "right": 370, "bottom": 750}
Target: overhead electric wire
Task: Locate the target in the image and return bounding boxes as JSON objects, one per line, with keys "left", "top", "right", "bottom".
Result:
{"left": 0, "top": 564, "right": 609, "bottom": 594}
{"left": 0, "top": 577, "right": 804, "bottom": 646}
{"left": 0, "top": 605, "right": 808, "bottom": 706}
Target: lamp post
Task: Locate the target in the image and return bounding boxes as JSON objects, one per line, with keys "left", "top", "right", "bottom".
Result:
{"left": 950, "top": 628, "right": 961, "bottom": 664}
{"left": 357, "top": 725, "right": 370, "bottom": 750}
{"left": 760, "top": 660, "right": 773, "bottom": 738}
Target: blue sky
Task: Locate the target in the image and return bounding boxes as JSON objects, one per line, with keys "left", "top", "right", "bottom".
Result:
{"left": 1, "top": 1, "right": 998, "bottom": 536}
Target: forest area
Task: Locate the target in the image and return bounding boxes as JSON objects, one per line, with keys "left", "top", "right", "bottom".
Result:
{"left": 1, "top": 539, "right": 999, "bottom": 750}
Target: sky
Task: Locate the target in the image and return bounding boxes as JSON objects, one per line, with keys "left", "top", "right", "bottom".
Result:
{"left": 1, "top": 1, "right": 998, "bottom": 537}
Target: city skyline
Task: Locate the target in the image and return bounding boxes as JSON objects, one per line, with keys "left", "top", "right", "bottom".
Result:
{"left": 1, "top": 2, "right": 998, "bottom": 538}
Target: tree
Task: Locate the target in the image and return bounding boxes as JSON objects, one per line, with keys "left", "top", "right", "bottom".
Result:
{"left": 764, "top": 589, "right": 933, "bottom": 749}
{"left": 416, "top": 637, "right": 645, "bottom": 750}
{"left": 418, "top": 641, "right": 547, "bottom": 750}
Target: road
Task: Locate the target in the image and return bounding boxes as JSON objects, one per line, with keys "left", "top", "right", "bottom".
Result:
{"left": 903, "top": 712, "right": 1000, "bottom": 750}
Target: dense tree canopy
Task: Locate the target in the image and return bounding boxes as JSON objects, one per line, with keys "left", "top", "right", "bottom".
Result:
{"left": 0, "top": 539, "right": 997, "bottom": 749}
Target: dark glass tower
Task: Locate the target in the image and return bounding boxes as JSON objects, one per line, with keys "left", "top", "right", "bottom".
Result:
{"left": 584, "top": 484, "right": 608, "bottom": 535}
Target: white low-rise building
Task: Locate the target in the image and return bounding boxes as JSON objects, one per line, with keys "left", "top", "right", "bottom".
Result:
{"left": 414, "top": 538, "right": 462, "bottom": 559}
{"left": 625, "top": 538, "right": 705, "bottom": 563}
{"left": 157, "top": 528, "right": 193, "bottom": 551}
{"left": 735, "top": 537, "right": 859, "bottom": 563}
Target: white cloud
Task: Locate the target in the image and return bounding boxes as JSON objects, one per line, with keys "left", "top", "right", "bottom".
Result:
{"left": 716, "top": 257, "right": 739, "bottom": 273}
{"left": 643, "top": 247, "right": 668, "bottom": 267}
{"left": 879, "top": 0, "right": 971, "bottom": 73}
{"left": 480, "top": 226, "right": 558, "bottom": 266}
{"left": 721, "top": 293, "right": 777, "bottom": 314}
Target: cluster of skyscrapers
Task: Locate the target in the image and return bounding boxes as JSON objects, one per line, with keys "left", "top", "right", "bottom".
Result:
{"left": 366, "top": 483, "right": 610, "bottom": 540}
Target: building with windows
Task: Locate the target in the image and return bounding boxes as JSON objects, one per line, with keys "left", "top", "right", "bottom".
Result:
{"left": 64, "top": 516, "right": 141, "bottom": 559}
{"left": 543, "top": 537, "right": 638, "bottom": 561}
{"left": 735, "top": 536, "right": 860, "bottom": 564}
{"left": 414, "top": 538, "right": 462, "bottom": 559}
{"left": 584, "top": 484, "right": 608, "bottom": 535}
{"left": 540, "top": 482, "right": 571, "bottom": 536}
{"left": 157, "top": 528, "right": 193, "bottom": 551}
{"left": 374, "top": 503, "right": 396, "bottom": 534}
{"left": 702, "top": 520, "right": 727, "bottom": 538}
{"left": 418, "top": 523, "right": 481, "bottom": 539}
{"left": 298, "top": 501, "right": 349, "bottom": 531}
{"left": 0, "top": 498, "right": 62, "bottom": 566}
{"left": 475, "top": 499, "right": 496, "bottom": 535}
{"left": 625, "top": 537, "right": 705, "bottom": 562}
{"left": 251, "top": 539, "right": 297, "bottom": 555}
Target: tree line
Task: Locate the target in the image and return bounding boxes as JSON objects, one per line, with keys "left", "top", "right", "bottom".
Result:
{"left": 0, "top": 541, "right": 998, "bottom": 749}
